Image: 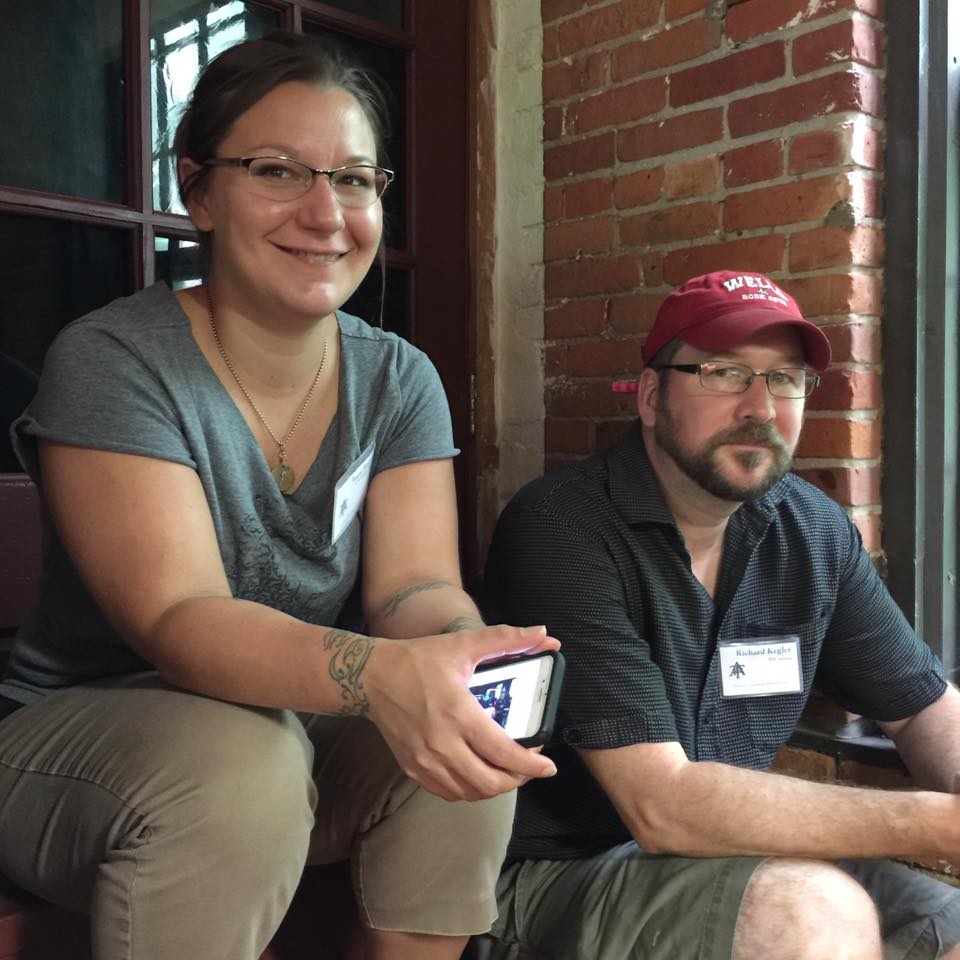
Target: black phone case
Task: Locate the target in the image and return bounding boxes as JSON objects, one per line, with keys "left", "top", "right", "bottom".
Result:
{"left": 514, "top": 651, "right": 565, "bottom": 747}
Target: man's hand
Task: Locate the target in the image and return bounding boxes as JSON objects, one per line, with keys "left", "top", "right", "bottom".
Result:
{"left": 363, "top": 624, "right": 560, "bottom": 801}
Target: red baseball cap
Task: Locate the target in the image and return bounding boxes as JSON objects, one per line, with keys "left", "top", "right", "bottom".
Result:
{"left": 642, "top": 271, "right": 832, "bottom": 371}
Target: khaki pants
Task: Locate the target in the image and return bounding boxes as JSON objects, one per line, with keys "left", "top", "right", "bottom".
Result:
{"left": 0, "top": 674, "right": 515, "bottom": 959}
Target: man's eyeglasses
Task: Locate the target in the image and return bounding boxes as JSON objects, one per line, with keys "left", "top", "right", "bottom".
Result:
{"left": 203, "top": 156, "right": 394, "bottom": 207}
{"left": 655, "top": 361, "right": 821, "bottom": 399}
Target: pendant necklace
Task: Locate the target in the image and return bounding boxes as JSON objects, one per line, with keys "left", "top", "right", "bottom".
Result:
{"left": 205, "top": 289, "right": 328, "bottom": 494}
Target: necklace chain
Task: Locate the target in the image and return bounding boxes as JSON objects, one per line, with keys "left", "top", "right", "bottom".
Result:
{"left": 205, "top": 288, "right": 328, "bottom": 493}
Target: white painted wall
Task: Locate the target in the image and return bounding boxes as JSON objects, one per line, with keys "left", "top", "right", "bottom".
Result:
{"left": 490, "top": 0, "right": 545, "bottom": 510}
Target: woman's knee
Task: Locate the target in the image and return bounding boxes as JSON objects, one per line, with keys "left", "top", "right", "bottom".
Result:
{"left": 0, "top": 682, "right": 316, "bottom": 910}
{"left": 38, "top": 681, "right": 317, "bottom": 846}
{"left": 354, "top": 787, "right": 516, "bottom": 932}
{"left": 306, "top": 720, "right": 517, "bottom": 935}
{"left": 145, "top": 697, "right": 317, "bottom": 862}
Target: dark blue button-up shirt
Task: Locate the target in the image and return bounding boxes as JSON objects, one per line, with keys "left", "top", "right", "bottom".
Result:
{"left": 484, "top": 422, "right": 946, "bottom": 860}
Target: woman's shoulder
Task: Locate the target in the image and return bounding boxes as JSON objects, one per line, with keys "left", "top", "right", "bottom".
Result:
{"left": 42, "top": 284, "right": 194, "bottom": 385}
{"left": 335, "top": 308, "right": 404, "bottom": 347}
{"left": 55, "top": 284, "right": 188, "bottom": 352}
{"left": 336, "top": 309, "right": 435, "bottom": 378}
{"left": 67, "top": 283, "right": 185, "bottom": 333}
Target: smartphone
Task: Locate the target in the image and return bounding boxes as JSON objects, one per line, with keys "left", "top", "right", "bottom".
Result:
{"left": 468, "top": 651, "right": 565, "bottom": 746}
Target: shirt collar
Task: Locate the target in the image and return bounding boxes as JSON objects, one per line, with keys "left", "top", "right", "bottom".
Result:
{"left": 606, "top": 422, "right": 676, "bottom": 527}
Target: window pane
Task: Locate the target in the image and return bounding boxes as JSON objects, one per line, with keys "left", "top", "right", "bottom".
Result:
{"left": 302, "top": 25, "right": 408, "bottom": 246}
{"left": 152, "top": 0, "right": 280, "bottom": 214}
{"left": 315, "top": 1, "right": 404, "bottom": 28}
{"left": 0, "top": 214, "right": 131, "bottom": 374}
{"left": 155, "top": 236, "right": 205, "bottom": 291}
{"left": 342, "top": 266, "right": 408, "bottom": 339}
{"left": 0, "top": 2, "right": 124, "bottom": 202}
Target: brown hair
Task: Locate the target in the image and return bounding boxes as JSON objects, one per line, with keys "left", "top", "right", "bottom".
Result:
{"left": 648, "top": 336, "right": 685, "bottom": 369}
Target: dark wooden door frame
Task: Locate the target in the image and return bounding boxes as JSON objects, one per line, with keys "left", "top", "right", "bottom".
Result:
{"left": 1, "top": 0, "right": 481, "bottom": 580}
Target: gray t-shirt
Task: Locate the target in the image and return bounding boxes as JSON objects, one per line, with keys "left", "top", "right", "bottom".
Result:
{"left": 2, "top": 283, "right": 457, "bottom": 703}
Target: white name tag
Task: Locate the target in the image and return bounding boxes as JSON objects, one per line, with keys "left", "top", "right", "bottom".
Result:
{"left": 331, "top": 443, "right": 375, "bottom": 545}
{"left": 718, "top": 637, "right": 802, "bottom": 698}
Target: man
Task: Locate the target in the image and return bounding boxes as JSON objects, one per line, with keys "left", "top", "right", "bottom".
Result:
{"left": 479, "top": 271, "right": 960, "bottom": 960}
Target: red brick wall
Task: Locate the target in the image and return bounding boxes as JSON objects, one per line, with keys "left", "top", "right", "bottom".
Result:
{"left": 542, "top": 0, "right": 886, "bottom": 551}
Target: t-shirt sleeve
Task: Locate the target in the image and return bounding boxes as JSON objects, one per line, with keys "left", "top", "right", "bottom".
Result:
{"left": 373, "top": 340, "right": 458, "bottom": 474}
{"left": 814, "top": 518, "right": 947, "bottom": 721}
{"left": 485, "top": 502, "right": 680, "bottom": 750}
{"left": 13, "top": 318, "right": 194, "bottom": 479}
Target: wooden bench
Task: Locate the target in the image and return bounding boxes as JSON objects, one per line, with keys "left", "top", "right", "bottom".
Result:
{"left": 0, "top": 473, "right": 357, "bottom": 959}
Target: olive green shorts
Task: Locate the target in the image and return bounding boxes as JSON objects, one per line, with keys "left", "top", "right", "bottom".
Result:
{"left": 468, "top": 844, "right": 960, "bottom": 960}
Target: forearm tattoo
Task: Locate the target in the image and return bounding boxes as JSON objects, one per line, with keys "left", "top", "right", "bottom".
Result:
{"left": 324, "top": 629, "right": 375, "bottom": 715}
{"left": 381, "top": 579, "right": 451, "bottom": 618}
{"left": 442, "top": 616, "right": 485, "bottom": 633}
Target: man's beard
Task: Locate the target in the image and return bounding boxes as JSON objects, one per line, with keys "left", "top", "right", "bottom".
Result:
{"left": 653, "top": 407, "right": 794, "bottom": 502}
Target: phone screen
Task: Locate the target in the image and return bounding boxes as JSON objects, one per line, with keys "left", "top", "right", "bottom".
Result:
{"left": 468, "top": 655, "right": 554, "bottom": 740}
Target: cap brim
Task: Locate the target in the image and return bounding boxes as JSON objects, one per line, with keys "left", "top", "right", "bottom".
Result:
{"left": 682, "top": 309, "right": 832, "bottom": 371}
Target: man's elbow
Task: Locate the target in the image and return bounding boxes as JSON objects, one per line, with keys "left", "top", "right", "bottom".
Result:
{"left": 623, "top": 801, "right": 691, "bottom": 855}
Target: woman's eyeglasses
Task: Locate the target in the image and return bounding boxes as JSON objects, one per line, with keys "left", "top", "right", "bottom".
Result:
{"left": 203, "top": 156, "right": 394, "bottom": 207}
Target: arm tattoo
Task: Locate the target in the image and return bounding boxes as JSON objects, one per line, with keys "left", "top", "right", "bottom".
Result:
{"left": 323, "top": 629, "right": 375, "bottom": 716}
{"left": 442, "top": 616, "right": 485, "bottom": 634}
{"left": 381, "top": 579, "right": 452, "bottom": 618}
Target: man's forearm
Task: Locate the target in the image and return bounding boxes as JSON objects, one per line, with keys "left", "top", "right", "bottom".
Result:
{"left": 620, "top": 759, "right": 960, "bottom": 863}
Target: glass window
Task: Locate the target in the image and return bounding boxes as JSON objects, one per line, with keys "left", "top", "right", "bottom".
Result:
{"left": 302, "top": 24, "right": 408, "bottom": 245}
{"left": 0, "top": 2, "right": 124, "bottom": 202}
{"left": 884, "top": 0, "right": 959, "bottom": 673}
{"left": 0, "top": 214, "right": 131, "bottom": 374}
{"left": 342, "top": 265, "right": 408, "bottom": 339}
{"left": 151, "top": 0, "right": 280, "bottom": 215}
{"left": 155, "top": 235, "right": 205, "bottom": 291}
{"left": 314, "top": 1, "right": 404, "bottom": 29}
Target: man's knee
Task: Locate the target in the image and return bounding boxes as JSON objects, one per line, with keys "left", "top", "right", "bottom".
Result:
{"left": 734, "top": 858, "right": 882, "bottom": 960}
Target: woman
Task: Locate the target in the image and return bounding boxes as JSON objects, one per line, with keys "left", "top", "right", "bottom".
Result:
{"left": 0, "top": 32, "right": 557, "bottom": 960}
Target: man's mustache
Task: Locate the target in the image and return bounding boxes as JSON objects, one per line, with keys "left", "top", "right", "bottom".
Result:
{"left": 709, "top": 422, "right": 789, "bottom": 454}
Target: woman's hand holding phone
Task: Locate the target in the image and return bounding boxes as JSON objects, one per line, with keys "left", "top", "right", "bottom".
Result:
{"left": 468, "top": 650, "right": 565, "bottom": 746}
{"left": 364, "top": 623, "right": 560, "bottom": 802}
